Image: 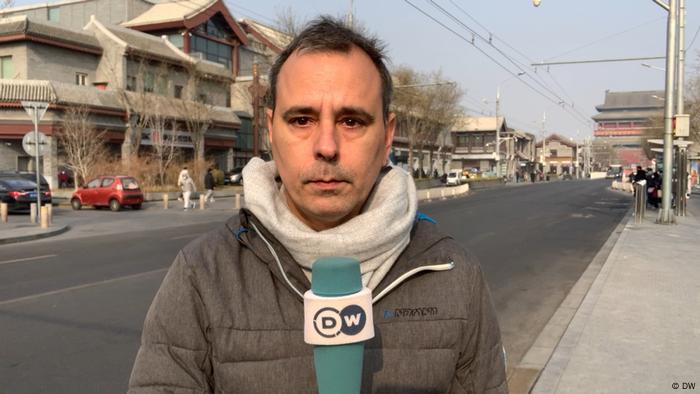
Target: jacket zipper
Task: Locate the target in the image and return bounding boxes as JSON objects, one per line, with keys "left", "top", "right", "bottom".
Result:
{"left": 249, "top": 221, "right": 455, "bottom": 304}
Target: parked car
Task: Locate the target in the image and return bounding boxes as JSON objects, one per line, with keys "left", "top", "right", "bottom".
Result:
{"left": 446, "top": 169, "right": 464, "bottom": 186}
{"left": 0, "top": 172, "right": 52, "bottom": 213}
{"left": 71, "top": 175, "right": 144, "bottom": 211}
{"left": 226, "top": 167, "right": 244, "bottom": 185}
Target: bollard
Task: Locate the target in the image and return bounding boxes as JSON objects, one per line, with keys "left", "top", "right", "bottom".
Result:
{"left": 163, "top": 193, "right": 169, "bottom": 210}
{"left": 426, "top": 191, "right": 431, "bottom": 201}
{"left": 30, "top": 203, "right": 37, "bottom": 224}
{"left": 40, "top": 206, "right": 48, "bottom": 229}
{"left": 199, "top": 194, "right": 206, "bottom": 210}
{"left": 235, "top": 193, "right": 241, "bottom": 210}
{"left": 452, "top": 189, "right": 456, "bottom": 197}
{"left": 633, "top": 183, "right": 646, "bottom": 224}
{"left": 47, "top": 204, "right": 53, "bottom": 226}
{"left": 1, "top": 202, "right": 7, "bottom": 223}
{"left": 441, "top": 189, "right": 446, "bottom": 200}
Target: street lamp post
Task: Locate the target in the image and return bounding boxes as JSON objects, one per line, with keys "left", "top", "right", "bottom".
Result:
{"left": 657, "top": 0, "right": 678, "bottom": 224}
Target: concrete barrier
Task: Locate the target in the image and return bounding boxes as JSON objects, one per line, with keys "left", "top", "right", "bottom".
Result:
{"left": 417, "top": 183, "right": 469, "bottom": 201}
{"left": 590, "top": 172, "right": 607, "bottom": 180}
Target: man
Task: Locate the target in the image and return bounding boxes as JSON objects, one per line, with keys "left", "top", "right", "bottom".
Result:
{"left": 204, "top": 167, "right": 215, "bottom": 203}
{"left": 129, "top": 16, "right": 506, "bottom": 393}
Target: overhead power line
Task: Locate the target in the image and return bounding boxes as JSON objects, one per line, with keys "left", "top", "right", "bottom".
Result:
{"left": 405, "top": 0, "right": 592, "bottom": 129}
{"left": 532, "top": 56, "right": 666, "bottom": 66}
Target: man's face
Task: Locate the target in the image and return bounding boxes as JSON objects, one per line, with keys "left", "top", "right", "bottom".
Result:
{"left": 267, "top": 47, "right": 395, "bottom": 231}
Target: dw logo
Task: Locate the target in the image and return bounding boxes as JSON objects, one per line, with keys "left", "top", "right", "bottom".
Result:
{"left": 313, "top": 305, "right": 366, "bottom": 338}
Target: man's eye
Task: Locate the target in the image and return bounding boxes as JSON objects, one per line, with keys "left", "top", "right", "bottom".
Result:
{"left": 290, "top": 117, "right": 312, "bottom": 126}
{"left": 340, "top": 118, "right": 364, "bottom": 128}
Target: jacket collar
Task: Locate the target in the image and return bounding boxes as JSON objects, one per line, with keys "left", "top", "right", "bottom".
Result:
{"left": 229, "top": 209, "right": 452, "bottom": 302}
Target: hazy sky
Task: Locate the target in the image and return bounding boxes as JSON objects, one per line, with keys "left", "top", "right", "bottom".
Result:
{"left": 15, "top": 0, "right": 699, "bottom": 141}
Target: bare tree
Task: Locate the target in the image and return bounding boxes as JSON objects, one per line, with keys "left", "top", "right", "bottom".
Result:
{"left": 148, "top": 97, "right": 179, "bottom": 186}
{"left": 275, "top": 6, "right": 305, "bottom": 36}
{"left": 102, "top": 54, "right": 152, "bottom": 168}
{"left": 392, "top": 66, "right": 462, "bottom": 178}
{"left": 176, "top": 62, "right": 212, "bottom": 183}
{"left": 1, "top": 0, "right": 14, "bottom": 9}
{"left": 56, "top": 105, "right": 106, "bottom": 188}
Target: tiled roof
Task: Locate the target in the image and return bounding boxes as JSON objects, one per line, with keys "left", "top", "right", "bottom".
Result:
{"left": 0, "top": 79, "right": 239, "bottom": 125}
{"left": 0, "top": 79, "right": 57, "bottom": 102}
{"left": 592, "top": 109, "right": 661, "bottom": 122}
{"left": 122, "top": 0, "right": 216, "bottom": 27}
{"left": 240, "top": 18, "right": 292, "bottom": 52}
{"left": 595, "top": 90, "right": 665, "bottom": 111}
{"left": 0, "top": 15, "right": 101, "bottom": 51}
{"left": 451, "top": 116, "right": 505, "bottom": 132}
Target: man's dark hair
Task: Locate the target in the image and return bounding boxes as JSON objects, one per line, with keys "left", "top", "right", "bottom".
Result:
{"left": 267, "top": 16, "right": 393, "bottom": 121}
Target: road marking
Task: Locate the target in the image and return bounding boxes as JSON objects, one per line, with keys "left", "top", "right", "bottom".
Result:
{"left": 0, "top": 254, "right": 57, "bottom": 266}
{"left": 170, "top": 234, "right": 197, "bottom": 240}
{"left": 0, "top": 268, "right": 168, "bottom": 306}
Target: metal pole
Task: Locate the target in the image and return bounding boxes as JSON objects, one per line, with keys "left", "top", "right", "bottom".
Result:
{"left": 495, "top": 88, "right": 500, "bottom": 178}
{"left": 33, "top": 106, "right": 42, "bottom": 223}
{"left": 677, "top": 0, "right": 687, "bottom": 216}
{"left": 658, "top": 0, "right": 677, "bottom": 224}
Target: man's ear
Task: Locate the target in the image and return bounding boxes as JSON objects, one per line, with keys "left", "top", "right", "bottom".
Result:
{"left": 266, "top": 108, "right": 274, "bottom": 145}
{"left": 384, "top": 112, "right": 396, "bottom": 160}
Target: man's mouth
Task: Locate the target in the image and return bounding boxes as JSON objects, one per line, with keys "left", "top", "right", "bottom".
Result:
{"left": 307, "top": 179, "right": 348, "bottom": 190}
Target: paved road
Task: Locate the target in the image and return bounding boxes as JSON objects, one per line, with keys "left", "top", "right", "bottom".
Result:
{"left": 0, "top": 179, "right": 629, "bottom": 392}
{"left": 419, "top": 179, "right": 630, "bottom": 374}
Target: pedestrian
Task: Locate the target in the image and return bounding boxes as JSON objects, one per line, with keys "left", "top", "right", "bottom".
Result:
{"left": 180, "top": 173, "right": 196, "bottom": 210}
{"left": 129, "top": 16, "right": 506, "bottom": 393}
{"left": 177, "top": 166, "right": 189, "bottom": 201}
{"left": 204, "top": 168, "right": 215, "bottom": 203}
{"left": 633, "top": 166, "right": 647, "bottom": 183}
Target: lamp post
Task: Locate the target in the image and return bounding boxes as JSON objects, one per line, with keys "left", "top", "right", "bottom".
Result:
{"left": 655, "top": 0, "right": 678, "bottom": 223}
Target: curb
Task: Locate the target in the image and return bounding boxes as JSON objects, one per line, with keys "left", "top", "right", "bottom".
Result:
{"left": 507, "top": 208, "right": 632, "bottom": 394}
{"left": 0, "top": 224, "right": 70, "bottom": 245}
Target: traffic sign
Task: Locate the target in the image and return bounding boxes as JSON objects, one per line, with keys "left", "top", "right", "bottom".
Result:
{"left": 22, "top": 131, "right": 49, "bottom": 157}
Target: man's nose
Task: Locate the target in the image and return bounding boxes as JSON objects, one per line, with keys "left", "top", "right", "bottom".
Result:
{"left": 313, "top": 118, "right": 339, "bottom": 162}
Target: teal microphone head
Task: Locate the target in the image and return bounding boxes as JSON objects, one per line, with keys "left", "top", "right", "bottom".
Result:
{"left": 311, "top": 257, "right": 362, "bottom": 297}
{"left": 305, "top": 257, "right": 374, "bottom": 394}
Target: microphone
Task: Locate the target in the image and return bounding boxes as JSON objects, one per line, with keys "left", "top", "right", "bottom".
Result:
{"left": 304, "top": 257, "right": 374, "bottom": 394}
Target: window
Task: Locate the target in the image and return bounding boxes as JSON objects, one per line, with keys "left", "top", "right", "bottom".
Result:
{"left": 87, "top": 179, "right": 101, "bottom": 189}
{"left": 75, "top": 72, "right": 87, "bottom": 86}
{"left": 144, "top": 72, "right": 154, "bottom": 92}
{"left": 550, "top": 149, "right": 558, "bottom": 157}
{"left": 174, "top": 85, "right": 183, "bottom": 99}
{"left": 198, "top": 94, "right": 208, "bottom": 104}
{"left": 126, "top": 76, "right": 137, "bottom": 91}
{"left": 48, "top": 7, "right": 60, "bottom": 22}
{"left": 0, "top": 56, "right": 14, "bottom": 79}
{"left": 101, "top": 178, "right": 115, "bottom": 188}
{"left": 189, "top": 34, "right": 231, "bottom": 69}
{"left": 168, "top": 33, "right": 184, "bottom": 49}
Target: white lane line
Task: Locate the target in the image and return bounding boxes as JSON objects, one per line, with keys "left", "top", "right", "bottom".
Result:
{"left": 0, "top": 268, "right": 168, "bottom": 306}
{"left": 170, "top": 234, "right": 198, "bottom": 240}
{"left": 0, "top": 254, "right": 58, "bottom": 266}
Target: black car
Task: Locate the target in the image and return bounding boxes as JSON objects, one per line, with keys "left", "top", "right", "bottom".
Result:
{"left": 0, "top": 172, "right": 52, "bottom": 213}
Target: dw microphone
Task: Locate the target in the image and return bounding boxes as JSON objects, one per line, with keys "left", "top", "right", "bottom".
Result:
{"left": 304, "top": 257, "right": 374, "bottom": 394}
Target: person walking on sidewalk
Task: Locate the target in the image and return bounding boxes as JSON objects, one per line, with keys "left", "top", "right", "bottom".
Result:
{"left": 180, "top": 173, "right": 196, "bottom": 210}
{"left": 177, "top": 166, "right": 189, "bottom": 201}
{"left": 129, "top": 16, "right": 506, "bottom": 393}
{"left": 204, "top": 168, "right": 215, "bottom": 204}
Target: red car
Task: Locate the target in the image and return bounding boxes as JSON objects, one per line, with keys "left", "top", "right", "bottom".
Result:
{"left": 71, "top": 176, "right": 144, "bottom": 211}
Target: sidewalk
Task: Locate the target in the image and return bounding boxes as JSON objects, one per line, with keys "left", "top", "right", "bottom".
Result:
{"left": 530, "top": 197, "right": 700, "bottom": 393}
{"left": 0, "top": 196, "right": 245, "bottom": 244}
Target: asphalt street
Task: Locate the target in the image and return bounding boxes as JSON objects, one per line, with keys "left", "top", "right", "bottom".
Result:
{"left": 419, "top": 179, "right": 630, "bottom": 375}
{"left": 0, "top": 179, "right": 630, "bottom": 393}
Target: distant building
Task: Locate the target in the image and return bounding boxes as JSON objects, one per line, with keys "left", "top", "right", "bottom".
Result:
{"left": 0, "top": 0, "right": 260, "bottom": 186}
{"left": 450, "top": 116, "right": 535, "bottom": 178}
{"left": 536, "top": 133, "right": 579, "bottom": 176}
{"left": 591, "top": 90, "right": 663, "bottom": 170}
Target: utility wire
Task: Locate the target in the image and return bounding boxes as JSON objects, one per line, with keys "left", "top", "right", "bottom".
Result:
{"left": 445, "top": 0, "right": 590, "bottom": 120}
{"left": 412, "top": 0, "right": 591, "bottom": 128}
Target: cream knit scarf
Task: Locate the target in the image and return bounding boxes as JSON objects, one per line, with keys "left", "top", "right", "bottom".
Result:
{"left": 243, "top": 158, "right": 417, "bottom": 290}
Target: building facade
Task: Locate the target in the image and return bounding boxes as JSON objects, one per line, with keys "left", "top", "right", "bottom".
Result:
{"left": 0, "top": 0, "right": 258, "bottom": 187}
{"left": 536, "top": 133, "right": 579, "bottom": 176}
{"left": 591, "top": 90, "right": 663, "bottom": 170}
{"left": 450, "top": 116, "right": 535, "bottom": 178}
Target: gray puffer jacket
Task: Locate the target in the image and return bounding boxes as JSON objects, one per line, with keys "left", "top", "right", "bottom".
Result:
{"left": 128, "top": 209, "right": 507, "bottom": 393}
